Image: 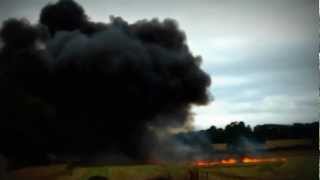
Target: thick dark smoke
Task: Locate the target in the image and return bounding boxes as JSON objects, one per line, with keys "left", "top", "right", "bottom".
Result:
{"left": 0, "top": 0, "right": 211, "bottom": 164}
{"left": 39, "top": 0, "right": 88, "bottom": 35}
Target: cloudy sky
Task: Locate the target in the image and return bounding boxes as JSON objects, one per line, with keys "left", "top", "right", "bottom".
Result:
{"left": 0, "top": 0, "right": 318, "bottom": 129}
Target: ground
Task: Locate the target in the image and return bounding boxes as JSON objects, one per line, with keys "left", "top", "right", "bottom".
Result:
{"left": 11, "top": 144, "right": 319, "bottom": 180}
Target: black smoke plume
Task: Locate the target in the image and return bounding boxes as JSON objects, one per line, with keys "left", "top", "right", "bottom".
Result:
{"left": 0, "top": 0, "right": 211, "bottom": 165}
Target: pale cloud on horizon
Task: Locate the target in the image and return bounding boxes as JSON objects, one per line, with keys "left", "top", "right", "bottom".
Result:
{"left": 192, "top": 93, "right": 318, "bottom": 129}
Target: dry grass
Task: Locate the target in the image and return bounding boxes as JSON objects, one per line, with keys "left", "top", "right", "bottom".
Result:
{"left": 211, "top": 144, "right": 227, "bottom": 151}
{"left": 11, "top": 146, "right": 318, "bottom": 180}
{"left": 264, "top": 139, "right": 313, "bottom": 149}
{"left": 211, "top": 138, "right": 314, "bottom": 152}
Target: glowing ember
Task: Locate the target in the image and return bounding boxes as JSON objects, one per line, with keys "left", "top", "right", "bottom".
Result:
{"left": 241, "top": 157, "right": 287, "bottom": 164}
{"left": 193, "top": 160, "right": 218, "bottom": 167}
{"left": 220, "top": 158, "right": 237, "bottom": 164}
{"left": 193, "top": 157, "right": 287, "bottom": 167}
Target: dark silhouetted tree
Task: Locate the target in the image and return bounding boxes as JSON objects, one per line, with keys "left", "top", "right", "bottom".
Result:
{"left": 224, "top": 122, "right": 252, "bottom": 153}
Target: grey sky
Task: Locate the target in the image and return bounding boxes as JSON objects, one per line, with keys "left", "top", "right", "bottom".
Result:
{"left": 0, "top": 0, "right": 318, "bottom": 129}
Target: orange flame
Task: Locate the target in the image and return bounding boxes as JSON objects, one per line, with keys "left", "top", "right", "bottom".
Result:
{"left": 193, "top": 157, "right": 287, "bottom": 167}
{"left": 193, "top": 160, "right": 218, "bottom": 167}
{"left": 220, "top": 158, "right": 237, "bottom": 164}
{"left": 241, "top": 157, "right": 287, "bottom": 164}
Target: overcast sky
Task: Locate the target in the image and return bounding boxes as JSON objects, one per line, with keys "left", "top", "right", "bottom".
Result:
{"left": 0, "top": 0, "right": 318, "bottom": 129}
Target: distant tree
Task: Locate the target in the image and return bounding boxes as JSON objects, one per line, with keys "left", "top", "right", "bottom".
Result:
{"left": 224, "top": 122, "right": 252, "bottom": 153}
{"left": 205, "top": 125, "right": 225, "bottom": 143}
{"left": 253, "top": 122, "right": 319, "bottom": 141}
{"left": 175, "top": 121, "right": 318, "bottom": 156}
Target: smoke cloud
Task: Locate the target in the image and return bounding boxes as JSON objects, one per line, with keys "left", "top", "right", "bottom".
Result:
{"left": 0, "top": 0, "right": 211, "bottom": 163}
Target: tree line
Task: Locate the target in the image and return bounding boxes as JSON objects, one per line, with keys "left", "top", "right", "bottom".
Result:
{"left": 175, "top": 121, "right": 319, "bottom": 151}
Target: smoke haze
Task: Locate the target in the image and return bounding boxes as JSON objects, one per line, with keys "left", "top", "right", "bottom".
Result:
{"left": 0, "top": 0, "right": 211, "bottom": 163}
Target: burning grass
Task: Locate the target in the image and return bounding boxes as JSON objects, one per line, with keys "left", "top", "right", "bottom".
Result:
{"left": 12, "top": 149, "right": 318, "bottom": 180}
{"left": 193, "top": 157, "right": 287, "bottom": 167}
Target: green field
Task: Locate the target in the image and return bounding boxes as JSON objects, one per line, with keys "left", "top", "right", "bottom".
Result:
{"left": 11, "top": 148, "right": 318, "bottom": 180}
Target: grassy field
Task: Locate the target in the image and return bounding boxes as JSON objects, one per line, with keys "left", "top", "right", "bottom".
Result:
{"left": 263, "top": 139, "right": 315, "bottom": 149}
{"left": 199, "top": 150, "right": 318, "bottom": 180}
{"left": 212, "top": 138, "right": 315, "bottom": 152}
{"left": 11, "top": 148, "right": 318, "bottom": 180}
